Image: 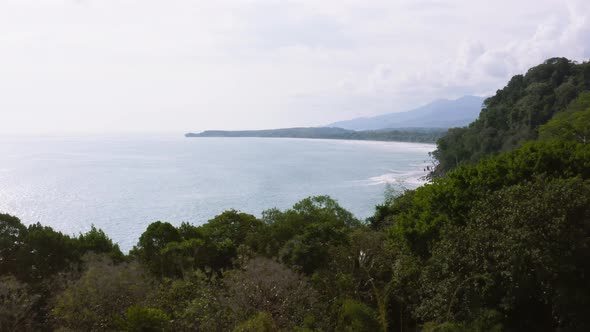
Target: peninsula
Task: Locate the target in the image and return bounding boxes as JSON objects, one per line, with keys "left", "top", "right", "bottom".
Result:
{"left": 185, "top": 127, "right": 446, "bottom": 143}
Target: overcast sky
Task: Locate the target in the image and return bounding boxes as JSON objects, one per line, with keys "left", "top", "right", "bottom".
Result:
{"left": 1, "top": 0, "right": 589, "bottom": 134}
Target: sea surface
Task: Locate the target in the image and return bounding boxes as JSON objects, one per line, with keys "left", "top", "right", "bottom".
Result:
{"left": 0, "top": 135, "right": 434, "bottom": 251}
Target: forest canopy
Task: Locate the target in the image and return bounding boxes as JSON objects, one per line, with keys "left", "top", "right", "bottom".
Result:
{"left": 433, "top": 57, "right": 590, "bottom": 174}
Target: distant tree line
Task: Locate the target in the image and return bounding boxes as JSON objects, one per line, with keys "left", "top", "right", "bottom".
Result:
{"left": 186, "top": 127, "right": 447, "bottom": 143}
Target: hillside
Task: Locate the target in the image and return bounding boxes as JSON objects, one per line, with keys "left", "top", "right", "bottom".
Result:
{"left": 433, "top": 57, "right": 590, "bottom": 174}
{"left": 328, "top": 95, "right": 485, "bottom": 130}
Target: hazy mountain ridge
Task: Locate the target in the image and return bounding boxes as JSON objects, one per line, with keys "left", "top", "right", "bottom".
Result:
{"left": 328, "top": 95, "right": 486, "bottom": 130}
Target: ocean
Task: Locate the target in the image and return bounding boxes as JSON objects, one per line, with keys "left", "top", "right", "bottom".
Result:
{"left": 0, "top": 135, "right": 434, "bottom": 251}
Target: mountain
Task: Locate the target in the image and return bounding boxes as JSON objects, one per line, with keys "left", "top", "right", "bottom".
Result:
{"left": 328, "top": 95, "right": 485, "bottom": 130}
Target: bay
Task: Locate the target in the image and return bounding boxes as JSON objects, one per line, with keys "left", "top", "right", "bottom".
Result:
{"left": 0, "top": 135, "right": 434, "bottom": 251}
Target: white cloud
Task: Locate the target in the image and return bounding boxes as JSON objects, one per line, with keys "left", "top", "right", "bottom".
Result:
{"left": 336, "top": 0, "right": 589, "bottom": 115}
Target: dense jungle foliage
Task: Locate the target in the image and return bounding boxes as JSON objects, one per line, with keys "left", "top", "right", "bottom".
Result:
{"left": 433, "top": 57, "right": 590, "bottom": 174}
{"left": 1, "top": 58, "right": 589, "bottom": 331}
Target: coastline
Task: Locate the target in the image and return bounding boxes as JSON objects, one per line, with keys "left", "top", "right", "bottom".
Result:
{"left": 185, "top": 127, "right": 446, "bottom": 144}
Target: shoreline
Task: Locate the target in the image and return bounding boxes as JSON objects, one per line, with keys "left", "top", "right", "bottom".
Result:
{"left": 187, "top": 135, "right": 437, "bottom": 149}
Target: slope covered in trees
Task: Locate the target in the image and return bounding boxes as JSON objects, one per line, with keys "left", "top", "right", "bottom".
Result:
{"left": 1, "top": 58, "right": 589, "bottom": 331}
{"left": 433, "top": 57, "right": 590, "bottom": 173}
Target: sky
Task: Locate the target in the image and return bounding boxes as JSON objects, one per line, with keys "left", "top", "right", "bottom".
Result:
{"left": 0, "top": 0, "right": 589, "bottom": 134}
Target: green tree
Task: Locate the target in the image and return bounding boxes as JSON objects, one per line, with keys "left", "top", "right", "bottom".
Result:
{"left": 388, "top": 139, "right": 590, "bottom": 257}
{"left": 261, "top": 196, "right": 360, "bottom": 272}
{"left": 199, "top": 210, "right": 263, "bottom": 270}
{"left": 337, "top": 299, "right": 381, "bottom": 332}
{"left": 16, "top": 223, "right": 79, "bottom": 282}
{"left": 122, "top": 306, "right": 170, "bottom": 332}
{"left": 539, "top": 91, "right": 590, "bottom": 144}
{"left": 152, "top": 270, "right": 230, "bottom": 331}
{"left": 233, "top": 312, "right": 277, "bottom": 332}
{"left": 411, "top": 177, "right": 590, "bottom": 330}
{"left": 279, "top": 222, "right": 348, "bottom": 274}
{"left": 132, "top": 221, "right": 182, "bottom": 277}
{"left": 77, "top": 225, "right": 124, "bottom": 262}
{"left": 0, "top": 214, "right": 27, "bottom": 278}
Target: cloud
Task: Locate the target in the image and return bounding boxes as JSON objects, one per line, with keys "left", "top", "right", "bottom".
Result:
{"left": 0, "top": 0, "right": 588, "bottom": 133}
{"left": 335, "top": 0, "right": 589, "bottom": 112}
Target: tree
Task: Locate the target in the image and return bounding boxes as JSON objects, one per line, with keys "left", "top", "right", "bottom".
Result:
{"left": 413, "top": 177, "right": 590, "bottom": 330}
{"left": 0, "top": 214, "right": 27, "bottom": 277}
{"left": 233, "top": 312, "right": 277, "bottom": 332}
{"left": 16, "top": 223, "right": 79, "bottom": 282}
{"left": 122, "top": 306, "right": 170, "bottom": 332}
{"left": 387, "top": 139, "right": 590, "bottom": 258}
{"left": 539, "top": 91, "right": 590, "bottom": 144}
{"left": 51, "top": 254, "right": 155, "bottom": 331}
{"left": 77, "top": 225, "right": 124, "bottom": 262}
{"left": 224, "top": 257, "right": 320, "bottom": 329}
{"left": 153, "top": 270, "right": 230, "bottom": 331}
{"left": 0, "top": 276, "right": 39, "bottom": 332}
{"left": 261, "top": 196, "right": 360, "bottom": 269}
{"left": 279, "top": 222, "right": 348, "bottom": 274}
{"left": 132, "top": 221, "right": 182, "bottom": 277}
{"left": 337, "top": 299, "right": 381, "bottom": 332}
{"left": 198, "top": 210, "right": 263, "bottom": 270}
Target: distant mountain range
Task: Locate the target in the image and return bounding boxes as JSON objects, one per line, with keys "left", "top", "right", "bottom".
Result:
{"left": 328, "top": 95, "right": 485, "bottom": 130}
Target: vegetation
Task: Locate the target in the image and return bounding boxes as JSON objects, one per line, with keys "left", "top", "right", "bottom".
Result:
{"left": 433, "top": 57, "right": 590, "bottom": 174}
{"left": 1, "top": 58, "right": 589, "bottom": 331}
{"left": 186, "top": 127, "right": 447, "bottom": 143}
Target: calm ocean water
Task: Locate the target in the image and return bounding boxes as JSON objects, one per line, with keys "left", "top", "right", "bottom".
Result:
{"left": 0, "top": 135, "right": 434, "bottom": 251}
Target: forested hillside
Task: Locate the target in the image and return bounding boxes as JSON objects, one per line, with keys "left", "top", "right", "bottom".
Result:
{"left": 433, "top": 57, "right": 590, "bottom": 173}
{"left": 1, "top": 58, "right": 589, "bottom": 331}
